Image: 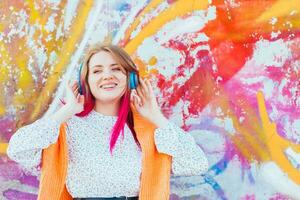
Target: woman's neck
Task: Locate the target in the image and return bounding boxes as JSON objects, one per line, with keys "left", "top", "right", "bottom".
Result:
{"left": 94, "top": 100, "right": 120, "bottom": 116}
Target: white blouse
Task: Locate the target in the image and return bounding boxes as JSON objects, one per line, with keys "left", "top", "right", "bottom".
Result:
{"left": 7, "top": 109, "right": 208, "bottom": 198}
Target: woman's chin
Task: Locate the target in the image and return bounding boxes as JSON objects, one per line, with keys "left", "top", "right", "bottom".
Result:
{"left": 94, "top": 95, "right": 123, "bottom": 103}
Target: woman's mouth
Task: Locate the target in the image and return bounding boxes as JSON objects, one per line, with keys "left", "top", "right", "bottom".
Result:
{"left": 100, "top": 83, "right": 118, "bottom": 91}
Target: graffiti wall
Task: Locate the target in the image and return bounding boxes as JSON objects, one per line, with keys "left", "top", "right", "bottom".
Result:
{"left": 0, "top": 0, "right": 299, "bottom": 199}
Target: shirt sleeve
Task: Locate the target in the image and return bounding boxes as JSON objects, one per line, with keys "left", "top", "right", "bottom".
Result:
{"left": 154, "top": 121, "right": 209, "bottom": 176}
{"left": 6, "top": 118, "right": 61, "bottom": 170}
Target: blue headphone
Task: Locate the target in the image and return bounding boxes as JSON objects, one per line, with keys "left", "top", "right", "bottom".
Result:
{"left": 78, "top": 62, "right": 84, "bottom": 95}
{"left": 129, "top": 71, "right": 138, "bottom": 90}
{"left": 78, "top": 63, "right": 138, "bottom": 95}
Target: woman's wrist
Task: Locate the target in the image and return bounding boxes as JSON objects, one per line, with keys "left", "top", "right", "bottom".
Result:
{"left": 148, "top": 112, "right": 169, "bottom": 128}
{"left": 50, "top": 105, "right": 75, "bottom": 124}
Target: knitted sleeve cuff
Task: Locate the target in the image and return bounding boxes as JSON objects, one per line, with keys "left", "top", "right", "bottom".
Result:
{"left": 154, "top": 121, "right": 209, "bottom": 176}
{"left": 154, "top": 121, "right": 180, "bottom": 156}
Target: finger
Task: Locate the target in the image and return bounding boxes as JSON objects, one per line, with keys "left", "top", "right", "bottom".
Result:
{"left": 72, "top": 87, "right": 79, "bottom": 93}
{"left": 73, "top": 87, "right": 79, "bottom": 94}
{"left": 136, "top": 85, "right": 145, "bottom": 97}
{"left": 133, "top": 95, "right": 139, "bottom": 108}
{"left": 76, "top": 93, "right": 81, "bottom": 102}
{"left": 130, "top": 92, "right": 134, "bottom": 102}
{"left": 130, "top": 90, "right": 136, "bottom": 102}
{"left": 133, "top": 90, "right": 142, "bottom": 105}
{"left": 139, "top": 77, "right": 149, "bottom": 96}
{"left": 74, "top": 91, "right": 79, "bottom": 98}
{"left": 145, "top": 79, "right": 154, "bottom": 97}
{"left": 72, "top": 81, "right": 78, "bottom": 89}
{"left": 136, "top": 87, "right": 146, "bottom": 103}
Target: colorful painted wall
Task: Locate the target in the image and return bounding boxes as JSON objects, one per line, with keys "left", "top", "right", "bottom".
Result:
{"left": 0, "top": 0, "right": 299, "bottom": 199}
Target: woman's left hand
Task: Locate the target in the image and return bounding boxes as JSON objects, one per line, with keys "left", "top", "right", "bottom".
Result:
{"left": 130, "top": 77, "right": 168, "bottom": 127}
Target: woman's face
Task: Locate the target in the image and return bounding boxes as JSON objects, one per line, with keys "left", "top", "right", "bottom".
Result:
{"left": 88, "top": 51, "right": 127, "bottom": 103}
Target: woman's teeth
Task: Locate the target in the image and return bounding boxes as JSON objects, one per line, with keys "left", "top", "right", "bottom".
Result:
{"left": 101, "top": 84, "right": 117, "bottom": 89}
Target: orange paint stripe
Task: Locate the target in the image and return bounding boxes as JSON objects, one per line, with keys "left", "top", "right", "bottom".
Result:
{"left": 257, "top": 91, "right": 300, "bottom": 185}
{"left": 231, "top": 135, "right": 255, "bottom": 162}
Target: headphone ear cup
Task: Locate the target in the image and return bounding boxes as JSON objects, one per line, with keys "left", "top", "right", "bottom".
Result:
{"left": 78, "top": 81, "right": 83, "bottom": 95}
{"left": 78, "top": 63, "right": 84, "bottom": 95}
{"left": 133, "top": 72, "right": 138, "bottom": 88}
{"left": 129, "top": 72, "right": 134, "bottom": 89}
{"left": 129, "top": 72, "right": 138, "bottom": 89}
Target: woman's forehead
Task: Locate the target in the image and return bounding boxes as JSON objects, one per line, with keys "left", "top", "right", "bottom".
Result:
{"left": 89, "top": 51, "right": 117, "bottom": 68}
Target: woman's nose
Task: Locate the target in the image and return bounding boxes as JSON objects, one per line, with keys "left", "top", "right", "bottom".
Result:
{"left": 102, "top": 71, "right": 114, "bottom": 80}
{"left": 102, "top": 69, "right": 114, "bottom": 77}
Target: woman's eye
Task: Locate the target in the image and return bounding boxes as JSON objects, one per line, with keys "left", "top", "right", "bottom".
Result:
{"left": 93, "top": 70, "right": 102, "bottom": 73}
{"left": 113, "top": 68, "right": 121, "bottom": 71}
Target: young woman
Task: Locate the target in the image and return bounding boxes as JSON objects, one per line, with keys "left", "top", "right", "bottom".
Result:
{"left": 7, "top": 45, "right": 208, "bottom": 200}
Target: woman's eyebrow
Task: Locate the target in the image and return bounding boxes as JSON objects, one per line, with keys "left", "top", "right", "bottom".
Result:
{"left": 91, "top": 63, "right": 118, "bottom": 68}
{"left": 91, "top": 65, "right": 103, "bottom": 69}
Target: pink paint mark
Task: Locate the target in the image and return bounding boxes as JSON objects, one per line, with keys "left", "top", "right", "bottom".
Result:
{"left": 0, "top": 162, "right": 23, "bottom": 181}
{"left": 241, "top": 194, "right": 255, "bottom": 200}
{"left": 0, "top": 117, "right": 16, "bottom": 142}
{"left": 269, "top": 193, "right": 292, "bottom": 200}
{"left": 3, "top": 189, "right": 37, "bottom": 200}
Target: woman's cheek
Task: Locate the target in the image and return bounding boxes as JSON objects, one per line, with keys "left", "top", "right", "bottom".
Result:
{"left": 88, "top": 77, "right": 98, "bottom": 91}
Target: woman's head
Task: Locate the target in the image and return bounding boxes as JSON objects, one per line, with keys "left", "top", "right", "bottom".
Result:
{"left": 77, "top": 44, "right": 140, "bottom": 153}
{"left": 78, "top": 45, "right": 139, "bottom": 111}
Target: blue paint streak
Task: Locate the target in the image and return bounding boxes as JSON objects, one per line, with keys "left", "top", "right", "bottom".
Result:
{"left": 116, "top": 3, "right": 131, "bottom": 12}
{"left": 203, "top": 174, "right": 227, "bottom": 200}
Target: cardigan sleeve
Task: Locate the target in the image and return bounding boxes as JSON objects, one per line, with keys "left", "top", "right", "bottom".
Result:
{"left": 6, "top": 118, "right": 61, "bottom": 170}
{"left": 154, "top": 121, "right": 209, "bottom": 176}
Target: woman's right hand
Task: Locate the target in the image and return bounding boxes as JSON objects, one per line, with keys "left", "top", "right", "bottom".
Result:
{"left": 64, "top": 80, "right": 85, "bottom": 115}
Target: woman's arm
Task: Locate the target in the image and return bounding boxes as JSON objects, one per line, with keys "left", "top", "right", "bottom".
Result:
{"left": 7, "top": 80, "right": 84, "bottom": 170}
{"left": 130, "top": 78, "right": 208, "bottom": 175}
{"left": 7, "top": 118, "right": 61, "bottom": 170}
{"left": 154, "top": 120, "right": 209, "bottom": 176}
{"left": 7, "top": 105, "right": 74, "bottom": 170}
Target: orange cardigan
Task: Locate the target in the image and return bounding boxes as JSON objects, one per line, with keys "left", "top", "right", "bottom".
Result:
{"left": 37, "top": 108, "right": 172, "bottom": 200}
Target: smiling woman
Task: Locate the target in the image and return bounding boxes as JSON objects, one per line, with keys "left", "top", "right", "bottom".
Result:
{"left": 87, "top": 47, "right": 131, "bottom": 111}
{"left": 6, "top": 44, "right": 209, "bottom": 200}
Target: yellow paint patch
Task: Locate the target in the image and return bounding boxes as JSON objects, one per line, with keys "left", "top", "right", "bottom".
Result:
{"left": 7, "top": 37, "right": 37, "bottom": 113}
{"left": 124, "top": 0, "right": 209, "bottom": 54}
{"left": 148, "top": 56, "right": 157, "bottom": 66}
{"left": 256, "top": 0, "right": 300, "bottom": 23}
{"left": 257, "top": 91, "right": 300, "bottom": 185}
{"left": 30, "top": 1, "right": 94, "bottom": 121}
{"left": 0, "top": 41, "right": 12, "bottom": 116}
{"left": 0, "top": 143, "right": 8, "bottom": 154}
{"left": 26, "top": 0, "right": 41, "bottom": 24}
